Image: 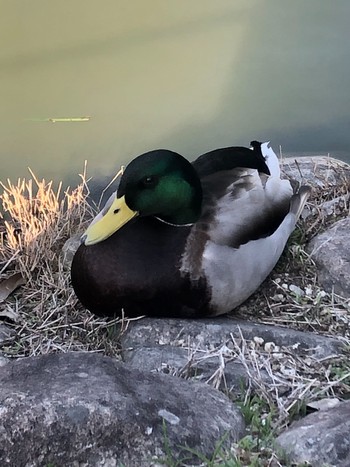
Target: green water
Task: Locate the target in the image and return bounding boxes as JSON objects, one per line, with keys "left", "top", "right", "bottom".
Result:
{"left": 1, "top": 0, "right": 349, "bottom": 185}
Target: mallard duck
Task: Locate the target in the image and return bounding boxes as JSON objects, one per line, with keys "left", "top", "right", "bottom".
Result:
{"left": 71, "top": 142, "right": 310, "bottom": 318}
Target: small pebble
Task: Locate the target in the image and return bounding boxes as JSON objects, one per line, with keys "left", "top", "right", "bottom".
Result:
{"left": 289, "top": 284, "right": 304, "bottom": 297}
{"left": 264, "top": 342, "right": 280, "bottom": 353}
{"left": 272, "top": 294, "right": 285, "bottom": 302}
{"left": 280, "top": 365, "right": 296, "bottom": 376}
{"left": 253, "top": 336, "right": 264, "bottom": 346}
{"left": 305, "top": 286, "right": 313, "bottom": 296}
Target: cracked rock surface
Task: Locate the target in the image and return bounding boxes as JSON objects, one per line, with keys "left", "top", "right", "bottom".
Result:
{"left": 0, "top": 352, "right": 244, "bottom": 466}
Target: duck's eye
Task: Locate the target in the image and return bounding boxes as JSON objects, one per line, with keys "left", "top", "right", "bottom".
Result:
{"left": 141, "top": 175, "right": 157, "bottom": 188}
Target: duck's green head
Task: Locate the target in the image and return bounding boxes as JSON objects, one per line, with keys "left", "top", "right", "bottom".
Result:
{"left": 83, "top": 150, "right": 202, "bottom": 245}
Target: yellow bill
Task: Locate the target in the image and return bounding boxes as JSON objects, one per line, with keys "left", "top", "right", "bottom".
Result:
{"left": 83, "top": 195, "right": 138, "bottom": 245}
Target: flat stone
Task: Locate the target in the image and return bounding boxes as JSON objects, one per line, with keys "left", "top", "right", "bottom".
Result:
{"left": 125, "top": 345, "right": 273, "bottom": 392}
{"left": 0, "top": 352, "right": 245, "bottom": 466}
{"left": 276, "top": 400, "right": 350, "bottom": 466}
{"left": 121, "top": 318, "right": 343, "bottom": 393}
{"left": 307, "top": 217, "right": 350, "bottom": 297}
{"left": 122, "top": 317, "right": 342, "bottom": 361}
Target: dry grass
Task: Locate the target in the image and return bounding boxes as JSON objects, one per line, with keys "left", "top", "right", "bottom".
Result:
{"left": 168, "top": 326, "right": 350, "bottom": 447}
{"left": 0, "top": 166, "right": 89, "bottom": 278}
{"left": 0, "top": 164, "right": 125, "bottom": 358}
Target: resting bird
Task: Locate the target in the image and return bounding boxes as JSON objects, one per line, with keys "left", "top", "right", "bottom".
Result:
{"left": 71, "top": 142, "right": 310, "bottom": 318}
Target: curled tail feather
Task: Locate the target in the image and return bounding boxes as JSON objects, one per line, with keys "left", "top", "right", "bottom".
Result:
{"left": 260, "top": 141, "right": 281, "bottom": 178}
{"left": 290, "top": 185, "right": 312, "bottom": 220}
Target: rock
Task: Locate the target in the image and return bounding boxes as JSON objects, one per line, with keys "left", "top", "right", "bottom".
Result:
{"left": 276, "top": 400, "right": 350, "bottom": 466}
{"left": 122, "top": 317, "right": 342, "bottom": 360}
{"left": 307, "top": 217, "right": 350, "bottom": 297}
{"left": 121, "top": 317, "right": 342, "bottom": 391}
{"left": 0, "top": 356, "right": 9, "bottom": 367}
{"left": 282, "top": 156, "right": 350, "bottom": 220}
{"left": 0, "top": 352, "right": 245, "bottom": 466}
{"left": 320, "top": 195, "right": 350, "bottom": 217}
{"left": 124, "top": 344, "right": 271, "bottom": 391}
{"left": 282, "top": 156, "right": 350, "bottom": 188}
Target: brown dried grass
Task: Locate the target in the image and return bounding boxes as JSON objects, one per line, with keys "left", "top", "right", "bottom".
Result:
{"left": 0, "top": 164, "right": 126, "bottom": 358}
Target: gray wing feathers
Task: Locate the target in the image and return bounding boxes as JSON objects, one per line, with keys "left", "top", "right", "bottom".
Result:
{"left": 201, "top": 169, "right": 294, "bottom": 246}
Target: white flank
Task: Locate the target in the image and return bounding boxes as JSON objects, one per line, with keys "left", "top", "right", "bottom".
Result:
{"left": 202, "top": 212, "right": 297, "bottom": 314}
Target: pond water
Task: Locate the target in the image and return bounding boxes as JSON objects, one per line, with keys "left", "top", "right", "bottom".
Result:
{"left": 1, "top": 0, "right": 349, "bottom": 187}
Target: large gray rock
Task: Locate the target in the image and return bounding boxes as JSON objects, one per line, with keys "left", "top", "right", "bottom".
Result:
{"left": 121, "top": 318, "right": 343, "bottom": 391}
{"left": 307, "top": 217, "right": 350, "bottom": 298}
{"left": 276, "top": 400, "right": 350, "bottom": 466}
{"left": 0, "top": 352, "right": 245, "bottom": 466}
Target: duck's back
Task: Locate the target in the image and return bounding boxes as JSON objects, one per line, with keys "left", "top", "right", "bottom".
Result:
{"left": 192, "top": 143, "right": 270, "bottom": 177}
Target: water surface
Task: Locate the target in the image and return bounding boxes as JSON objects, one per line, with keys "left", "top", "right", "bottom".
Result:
{"left": 1, "top": 0, "right": 349, "bottom": 185}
